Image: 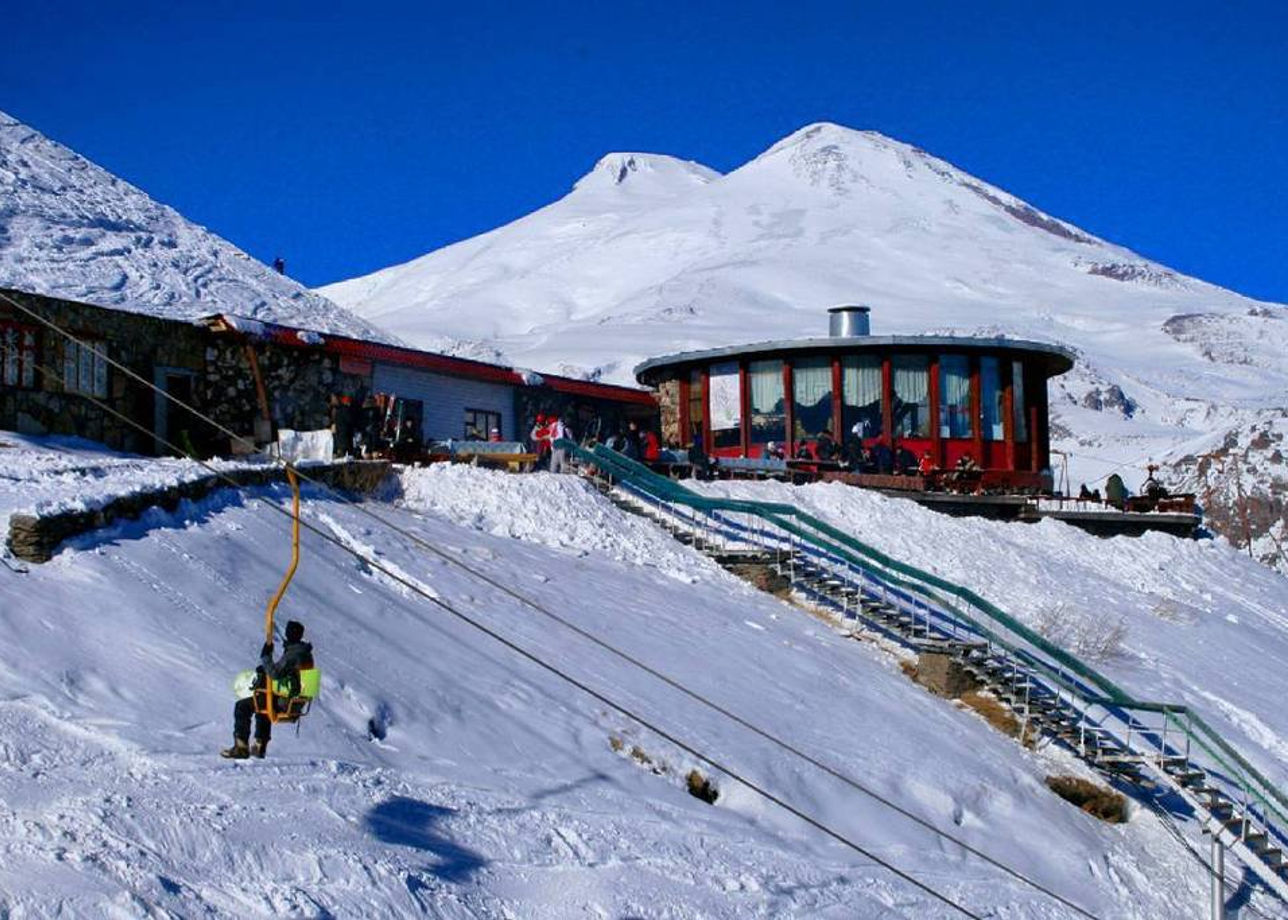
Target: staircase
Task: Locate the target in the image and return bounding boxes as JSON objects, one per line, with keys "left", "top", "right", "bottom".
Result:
{"left": 572, "top": 440, "right": 1288, "bottom": 909}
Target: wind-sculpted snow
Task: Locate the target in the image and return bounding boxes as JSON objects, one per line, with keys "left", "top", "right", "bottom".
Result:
{"left": 0, "top": 110, "right": 393, "bottom": 341}
{"left": 0, "top": 449, "right": 1246, "bottom": 917}
{"left": 396, "top": 462, "right": 712, "bottom": 581}
{"left": 322, "top": 120, "right": 1288, "bottom": 569}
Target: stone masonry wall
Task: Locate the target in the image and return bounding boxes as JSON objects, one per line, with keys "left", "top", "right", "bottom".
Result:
{"left": 0, "top": 289, "right": 205, "bottom": 455}
{"left": 200, "top": 340, "right": 370, "bottom": 454}
{"left": 657, "top": 378, "right": 681, "bottom": 446}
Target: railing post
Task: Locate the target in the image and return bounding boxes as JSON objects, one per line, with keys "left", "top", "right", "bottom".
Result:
{"left": 1210, "top": 831, "right": 1225, "bottom": 920}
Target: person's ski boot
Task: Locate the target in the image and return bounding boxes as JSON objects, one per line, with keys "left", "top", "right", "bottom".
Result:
{"left": 220, "top": 740, "right": 250, "bottom": 759}
{"left": 251, "top": 739, "right": 268, "bottom": 759}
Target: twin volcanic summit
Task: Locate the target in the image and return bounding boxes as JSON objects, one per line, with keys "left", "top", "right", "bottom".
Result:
{"left": 1, "top": 112, "right": 1286, "bottom": 568}
{"left": 321, "top": 123, "right": 1288, "bottom": 571}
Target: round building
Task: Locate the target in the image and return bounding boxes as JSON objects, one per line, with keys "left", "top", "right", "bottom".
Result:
{"left": 634, "top": 306, "right": 1074, "bottom": 485}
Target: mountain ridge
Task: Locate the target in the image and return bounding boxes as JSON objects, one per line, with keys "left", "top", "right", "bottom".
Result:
{"left": 320, "top": 121, "right": 1288, "bottom": 570}
{"left": 0, "top": 109, "right": 394, "bottom": 342}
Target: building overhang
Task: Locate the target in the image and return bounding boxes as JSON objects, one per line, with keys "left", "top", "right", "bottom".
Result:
{"left": 634, "top": 334, "right": 1076, "bottom": 386}
{"left": 200, "top": 313, "right": 656, "bottom": 406}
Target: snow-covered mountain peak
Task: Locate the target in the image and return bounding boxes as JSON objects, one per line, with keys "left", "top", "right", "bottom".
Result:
{"left": 573, "top": 151, "right": 720, "bottom": 197}
{"left": 320, "top": 121, "right": 1288, "bottom": 569}
{"left": 0, "top": 109, "right": 394, "bottom": 341}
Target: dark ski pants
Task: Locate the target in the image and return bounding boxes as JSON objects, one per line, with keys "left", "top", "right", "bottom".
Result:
{"left": 233, "top": 696, "right": 271, "bottom": 744}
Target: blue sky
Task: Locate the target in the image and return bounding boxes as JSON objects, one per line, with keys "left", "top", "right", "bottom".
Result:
{"left": 3, "top": 1, "right": 1285, "bottom": 300}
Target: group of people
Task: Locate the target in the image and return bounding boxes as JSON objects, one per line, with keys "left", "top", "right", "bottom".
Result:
{"left": 330, "top": 392, "right": 422, "bottom": 460}
{"left": 529, "top": 413, "right": 573, "bottom": 473}
{"left": 604, "top": 419, "right": 661, "bottom": 462}
{"left": 754, "top": 429, "right": 988, "bottom": 484}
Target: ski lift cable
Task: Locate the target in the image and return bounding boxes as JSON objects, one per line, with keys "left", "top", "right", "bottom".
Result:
{"left": 4, "top": 342, "right": 990, "bottom": 920}
{"left": 2, "top": 293, "right": 1100, "bottom": 919}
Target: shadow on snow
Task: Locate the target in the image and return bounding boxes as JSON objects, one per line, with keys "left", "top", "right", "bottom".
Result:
{"left": 363, "top": 795, "right": 487, "bottom": 883}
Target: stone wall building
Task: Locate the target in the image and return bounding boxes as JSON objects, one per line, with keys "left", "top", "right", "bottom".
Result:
{"left": 1, "top": 289, "right": 657, "bottom": 457}
{"left": 0, "top": 288, "right": 208, "bottom": 455}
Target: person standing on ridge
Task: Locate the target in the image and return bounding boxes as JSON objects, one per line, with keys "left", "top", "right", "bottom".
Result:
{"left": 222, "top": 620, "right": 315, "bottom": 760}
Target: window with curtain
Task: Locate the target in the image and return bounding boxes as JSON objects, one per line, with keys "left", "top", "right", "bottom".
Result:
{"left": 980, "top": 357, "right": 1003, "bottom": 440}
{"left": 686, "top": 368, "right": 704, "bottom": 443}
{"left": 892, "top": 355, "right": 929, "bottom": 438}
{"left": 708, "top": 362, "right": 742, "bottom": 449}
{"left": 1012, "top": 360, "right": 1028, "bottom": 442}
{"left": 841, "top": 354, "right": 883, "bottom": 441}
{"left": 791, "top": 357, "right": 832, "bottom": 441}
{"left": 748, "top": 359, "right": 785, "bottom": 445}
{"left": 938, "top": 355, "right": 972, "bottom": 438}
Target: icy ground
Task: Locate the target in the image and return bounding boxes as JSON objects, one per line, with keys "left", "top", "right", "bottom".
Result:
{"left": 1, "top": 441, "right": 1286, "bottom": 917}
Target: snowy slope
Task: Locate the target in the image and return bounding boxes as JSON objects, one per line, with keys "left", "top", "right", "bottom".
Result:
{"left": 320, "top": 122, "right": 1288, "bottom": 569}
{"left": 0, "top": 110, "right": 393, "bottom": 341}
{"left": 701, "top": 477, "right": 1288, "bottom": 793}
{"left": 3, "top": 444, "right": 1274, "bottom": 917}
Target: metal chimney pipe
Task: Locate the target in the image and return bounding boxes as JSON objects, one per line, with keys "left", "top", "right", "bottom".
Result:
{"left": 828, "top": 305, "right": 871, "bottom": 337}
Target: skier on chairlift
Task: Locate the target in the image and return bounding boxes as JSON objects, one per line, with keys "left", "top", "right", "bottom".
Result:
{"left": 221, "top": 620, "right": 315, "bottom": 760}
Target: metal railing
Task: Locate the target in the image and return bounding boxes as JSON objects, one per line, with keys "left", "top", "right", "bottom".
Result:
{"left": 565, "top": 439, "right": 1288, "bottom": 894}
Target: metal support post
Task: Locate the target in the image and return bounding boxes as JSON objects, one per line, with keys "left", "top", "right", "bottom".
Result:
{"left": 1210, "top": 831, "right": 1224, "bottom": 920}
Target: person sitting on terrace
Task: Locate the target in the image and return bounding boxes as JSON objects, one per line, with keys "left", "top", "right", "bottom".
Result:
{"left": 765, "top": 441, "right": 786, "bottom": 461}
{"left": 815, "top": 428, "right": 838, "bottom": 462}
{"left": 872, "top": 441, "right": 895, "bottom": 475}
{"left": 795, "top": 441, "right": 814, "bottom": 461}
{"left": 895, "top": 443, "right": 918, "bottom": 475}
{"left": 917, "top": 450, "right": 936, "bottom": 476}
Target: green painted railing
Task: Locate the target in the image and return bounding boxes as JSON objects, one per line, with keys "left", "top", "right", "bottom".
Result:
{"left": 564, "top": 439, "right": 1288, "bottom": 838}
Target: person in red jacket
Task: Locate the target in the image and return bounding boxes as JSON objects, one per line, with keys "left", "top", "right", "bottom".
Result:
{"left": 641, "top": 427, "right": 661, "bottom": 462}
{"left": 530, "top": 413, "right": 551, "bottom": 468}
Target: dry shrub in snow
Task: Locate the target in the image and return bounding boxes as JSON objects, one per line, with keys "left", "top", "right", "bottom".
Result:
{"left": 686, "top": 769, "right": 719, "bottom": 804}
{"left": 1045, "top": 775, "right": 1128, "bottom": 823}
{"left": 1032, "top": 602, "right": 1127, "bottom": 663}
{"left": 958, "top": 691, "right": 1023, "bottom": 740}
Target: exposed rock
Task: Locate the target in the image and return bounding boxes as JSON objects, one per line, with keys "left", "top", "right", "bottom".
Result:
{"left": 1081, "top": 384, "right": 1136, "bottom": 418}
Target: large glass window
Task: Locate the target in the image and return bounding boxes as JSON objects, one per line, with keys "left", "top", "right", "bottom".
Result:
{"left": 791, "top": 357, "right": 832, "bottom": 442}
{"left": 708, "top": 362, "right": 742, "bottom": 449}
{"left": 980, "top": 357, "right": 1003, "bottom": 441}
{"left": 748, "top": 359, "right": 785, "bottom": 446}
{"left": 842, "top": 355, "right": 883, "bottom": 441}
{"left": 938, "top": 355, "right": 972, "bottom": 438}
{"left": 1012, "top": 360, "right": 1028, "bottom": 442}
{"left": 892, "top": 355, "right": 930, "bottom": 438}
